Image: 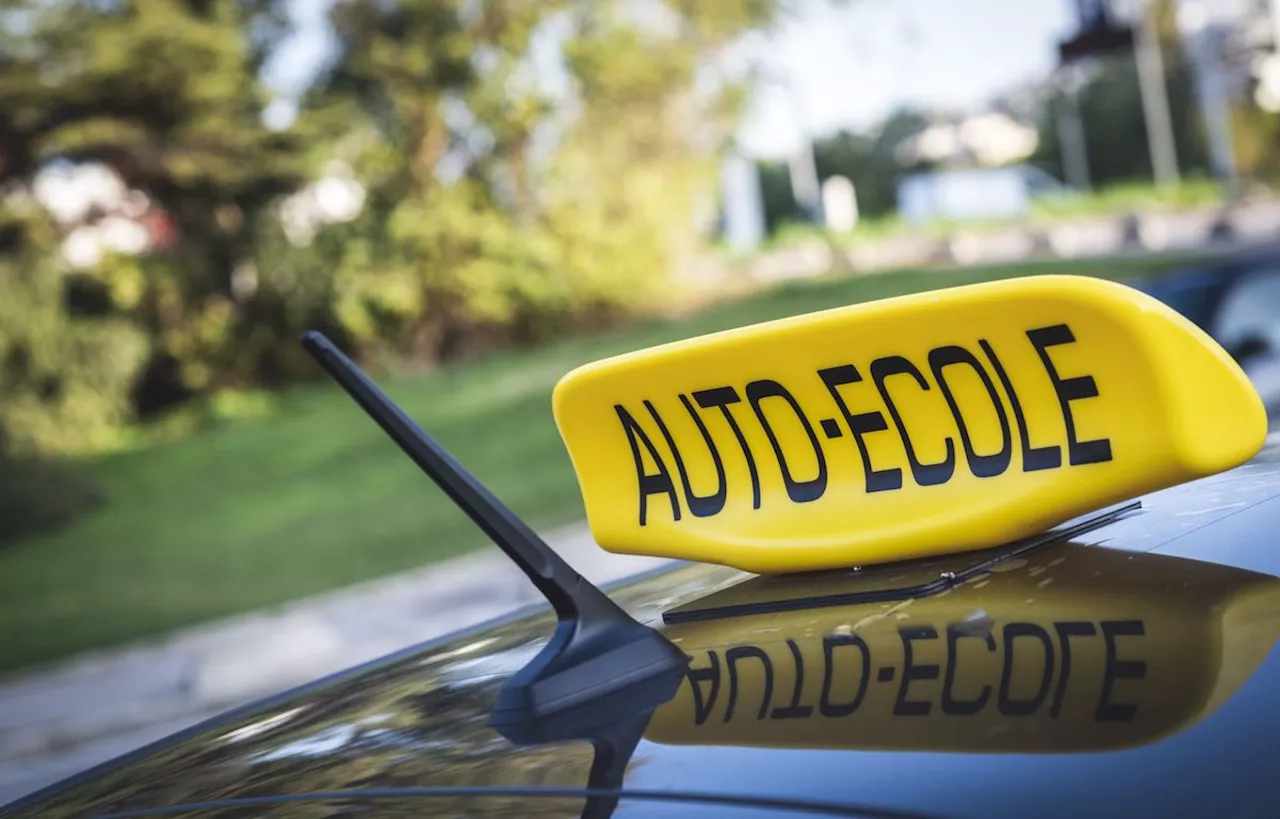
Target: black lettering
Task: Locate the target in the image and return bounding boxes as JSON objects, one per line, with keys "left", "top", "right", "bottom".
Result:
{"left": 1051, "top": 621, "right": 1097, "bottom": 718}
{"left": 694, "top": 387, "right": 761, "bottom": 510}
{"left": 817, "top": 365, "right": 902, "bottom": 493}
{"left": 688, "top": 651, "right": 721, "bottom": 726}
{"left": 771, "top": 639, "right": 814, "bottom": 719}
{"left": 642, "top": 397, "right": 727, "bottom": 518}
{"left": 746, "top": 380, "right": 828, "bottom": 503}
{"left": 1096, "top": 620, "right": 1146, "bottom": 722}
{"left": 979, "top": 340, "right": 1061, "bottom": 471}
{"left": 871, "top": 357, "right": 956, "bottom": 487}
{"left": 616, "top": 404, "right": 681, "bottom": 525}
{"left": 928, "top": 345, "right": 1013, "bottom": 478}
{"left": 998, "top": 622, "right": 1055, "bottom": 716}
{"left": 1026, "top": 324, "right": 1113, "bottom": 466}
{"left": 725, "top": 645, "right": 774, "bottom": 722}
{"left": 942, "top": 626, "right": 996, "bottom": 715}
{"left": 894, "top": 626, "right": 940, "bottom": 716}
{"left": 820, "top": 634, "right": 871, "bottom": 717}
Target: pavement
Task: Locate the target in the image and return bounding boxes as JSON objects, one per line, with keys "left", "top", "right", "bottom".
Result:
{"left": 744, "top": 199, "right": 1280, "bottom": 284}
{"left": 0, "top": 522, "right": 672, "bottom": 805}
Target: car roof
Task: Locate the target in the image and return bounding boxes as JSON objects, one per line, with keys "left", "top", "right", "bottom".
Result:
{"left": 10, "top": 437, "right": 1280, "bottom": 819}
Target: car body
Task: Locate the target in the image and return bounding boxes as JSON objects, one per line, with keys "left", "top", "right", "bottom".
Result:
{"left": 1132, "top": 246, "right": 1280, "bottom": 419}
{"left": 7, "top": 437, "right": 1280, "bottom": 818}
{"left": 7, "top": 274, "right": 1279, "bottom": 819}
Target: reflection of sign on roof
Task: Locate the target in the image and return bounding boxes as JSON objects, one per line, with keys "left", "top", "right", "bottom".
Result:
{"left": 553, "top": 276, "right": 1266, "bottom": 574}
{"left": 648, "top": 544, "right": 1280, "bottom": 753}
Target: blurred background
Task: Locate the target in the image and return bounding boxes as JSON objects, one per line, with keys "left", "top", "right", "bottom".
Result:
{"left": 3, "top": 0, "right": 1280, "bottom": 801}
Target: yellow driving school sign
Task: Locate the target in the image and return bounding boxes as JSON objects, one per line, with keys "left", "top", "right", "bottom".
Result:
{"left": 553, "top": 275, "right": 1267, "bottom": 574}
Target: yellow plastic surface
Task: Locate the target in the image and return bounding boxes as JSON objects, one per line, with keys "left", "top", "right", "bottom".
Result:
{"left": 553, "top": 275, "right": 1267, "bottom": 574}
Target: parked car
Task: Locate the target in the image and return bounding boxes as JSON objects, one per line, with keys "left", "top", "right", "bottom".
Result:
{"left": 1133, "top": 246, "right": 1280, "bottom": 420}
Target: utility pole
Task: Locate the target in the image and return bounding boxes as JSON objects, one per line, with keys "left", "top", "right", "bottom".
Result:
{"left": 1131, "top": 0, "right": 1181, "bottom": 187}
{"left": 1183, "top": 17, "right": 1239, "bottom": 189}
{"left": 1255, "top": 0, "right": 1280, "bottom": 112}
{"left": 1055, "top": 66, "right": 1093, "bottom": 191}
{"left": 788, "top": 145, "right": 822, "bottom": 224}
{"left": 1273, "top": 0, "right": 1280, "bottom": 52}
{"left": 1055, "top": 0, "right": 1140, "bottom": 190}
{"left": 785, "top": 84, "right": 823, "bottom": 224}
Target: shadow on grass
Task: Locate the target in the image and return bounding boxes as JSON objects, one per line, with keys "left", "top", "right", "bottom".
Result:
{"left": 0, "top": 457, "right": 105, "bottom": 547}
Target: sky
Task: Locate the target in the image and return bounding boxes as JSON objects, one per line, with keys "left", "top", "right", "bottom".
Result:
{"left": 738, "top": 0, "right": 1077, "bottom": 156}
{"left": 262, "top": 0, "right": 1080, "bottom": 159}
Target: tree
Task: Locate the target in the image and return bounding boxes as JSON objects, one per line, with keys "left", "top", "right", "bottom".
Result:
{"left": 0, "top": 0, "right": 791, "bottom": 457}
{"left": 815, "top": 109, "right": 931, "bottom": 218}
{"left": 0, "top": 205, "right": 149, "bottom": 455}
{"left": 292, "top": 0, "right": 783, "bottom": 364}
{"left": 758, "top": 108, "right": 931, "bottom": 233}
{"left": 0, "top": 205, "right": 136, "bottom": 538}
{"left": 0, "top": 0, "right": 309, "bottom": 423}
{"left": 1029, "top": 0, "right": 1209, "bottom": 188}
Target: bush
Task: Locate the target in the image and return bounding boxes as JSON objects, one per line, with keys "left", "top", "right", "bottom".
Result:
{"left": 0, "top": 210, "right": 150, "bottom": 455}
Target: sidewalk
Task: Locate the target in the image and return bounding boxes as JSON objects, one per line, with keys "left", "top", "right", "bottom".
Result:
{"left": 0, "top": 523, "right": 672, "bottom": 804}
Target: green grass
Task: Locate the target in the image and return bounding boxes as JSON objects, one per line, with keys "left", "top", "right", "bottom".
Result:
{"left": 1031, "top": 177, "right": 1225, "bottom": 221}
{"left": 0, "top": 256, "right": 1187, "bottom": 674}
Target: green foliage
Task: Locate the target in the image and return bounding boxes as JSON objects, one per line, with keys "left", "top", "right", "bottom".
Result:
{"left": 756, "top": 160, "right": 798, "bottom": 236}
{"left": 0, "top": 208, "right": 148, "bottom": 455}
{"left": 0, "top": 0, "right": 791, "bottom": 453}
{"left": 1031, "top": 178, "right": 1224, "bottom": 219}
{"left": 0, "top": 208, "right": 131, "bottom": 539}
{"left": 814, "top": 110, "right": 932, "bottom": 217}
{"left": 1232, "top": 105, "right": 1280, "bottom": 186}
{"left": 758, "top": 108, "right": 931, "bottom": 234}
{"left": 290, "top": 0, "right": 774, "bottom": 364}
{"left": 1029, "top": 1, "right": 1211, "bottom": 189}
{"left": 1031, "top": 58, "right": 1209, "bottom": 188}
{"left": 1, "top": 0, "right": 306, "bottom": 426}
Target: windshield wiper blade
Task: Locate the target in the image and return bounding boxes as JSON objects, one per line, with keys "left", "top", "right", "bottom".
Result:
{"left": 301, "top": 332, "right": 687, "bottom": 735}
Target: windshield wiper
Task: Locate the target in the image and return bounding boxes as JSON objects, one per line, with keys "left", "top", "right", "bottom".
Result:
{"left": 301, "top": 332, "right": 687, "bottom": 739}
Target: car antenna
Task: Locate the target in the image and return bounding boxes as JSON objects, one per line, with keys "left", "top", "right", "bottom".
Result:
{"left": 301, "top": 332, "right": 688, "bottom": 733}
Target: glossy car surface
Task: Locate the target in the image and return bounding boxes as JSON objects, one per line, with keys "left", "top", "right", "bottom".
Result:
{"left": 8, "top": 437, "right": 1280, "bottom": 819}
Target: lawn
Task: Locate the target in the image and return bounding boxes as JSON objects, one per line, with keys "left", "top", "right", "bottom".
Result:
{"left": 0, "top": 256, "right": 1187, "bottom": 674}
